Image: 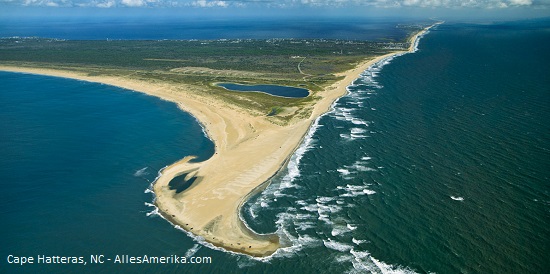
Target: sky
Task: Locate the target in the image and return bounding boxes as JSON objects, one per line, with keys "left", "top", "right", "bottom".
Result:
{"left": 0, "top": 0, "right": 549, "bottom": 20}
{"left": 0, "top": 0, "right": 546, "bottom": 9}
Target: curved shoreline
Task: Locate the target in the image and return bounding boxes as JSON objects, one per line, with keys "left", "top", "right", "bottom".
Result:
{"left": 0, "top": 22, "right": 439, "bottom": 257}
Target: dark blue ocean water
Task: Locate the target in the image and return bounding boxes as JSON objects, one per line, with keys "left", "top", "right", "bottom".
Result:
{"left": 1, "top": 20, "right": 549, "bottom": 274}
{"left": 243, "top": 21, "right": 550, "bottom": 273}
{"left": 0, "top": 73, "right": 216, "bottom": 273}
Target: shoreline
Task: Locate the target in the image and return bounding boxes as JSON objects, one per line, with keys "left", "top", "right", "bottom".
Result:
{"left": 0, "top": 22, "right": 439, "bottom": 257}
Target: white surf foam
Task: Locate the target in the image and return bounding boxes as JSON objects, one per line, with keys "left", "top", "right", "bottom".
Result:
{"left": 353, "top": 164, "right": 376, "bottom": 172}
{"left": 184, "top": 244, "right": 202, "bottom": 258}
{"left": 263, "top": 114, "right": 323, "bottom": 195}
{"left": 332, "top": 107, "right": 356, "bottom": 122}
{"left": 350, "top": 134, "right": 369, "bottom": 139}
{"left": 316, "top": 203, "right": 341, "bottom": 225}
{"left": 248, "top": 206, "right": 257, "bottom": 219}
{"left": 363, "top": 189, "right": 376, "bottom": 195}
{"left": 337, "top": 184, "right": 376, "bottom": 198}
{"left": 340, "top": 133, "right": 352, "bottom": 140}
{"left": 351, "top": 127, "right": 367, "bottom": 134}
{"left": 351, "top": 118, "right": 370, "bottom": 126}
{"left": 370, "top": 256, "right": 419, "bottom": 274}
{"left": 451, "top": 196, "right": 464, "bottom": 201}
{"left": 350, "top": 160, "right": 377, "bottom": 172}
{"left": 295, "top": 221, "right": 316, "bottom": 231}
{"left": 337, "top": 160, "right": 376, "bottom": 180}
{"left": 323, "top": 238, "right": 353, "bottom": 252}
{"left": 245, "top": 117, "right": 325, "bottom": 216}
{"left": 352, "top": 238, "right": 367, "bottom": 245}
{"left": 316, "top": 196, "right": 336, "bottom": 203}
{"left": 144, "top": 202, "right": 155, "bottom": 207}
{"left": 337, "top": 168, "right": 351, "bottom": 176}
{"left": 133, "top": 166, "right": 149, "bottom": 177}
{"left": 146, "top": 207, "right": 159, "bottom": 217}
{"left": 348, "top": 248, "right": 422, "bottom": 274}
{"left": 331, "top": 225, "right": 350, "bottom": 236}
{"left": 143, "top": 165, "right": 167, "bottom": 200}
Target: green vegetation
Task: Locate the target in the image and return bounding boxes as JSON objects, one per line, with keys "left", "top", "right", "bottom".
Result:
{"left": 0, "top": 32, "right": 422, "bottom": 123}
{"left": 267, "top": 106, "right": 284, "bottom": 116}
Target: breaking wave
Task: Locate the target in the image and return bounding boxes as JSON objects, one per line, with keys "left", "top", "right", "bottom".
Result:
{"left": 144, "top": 24, "right": 437, "bottom": 273}
{"left": 133, "top": 166, "right": 149, "bottom": 177}
{"left": 242, "top": 26, "right": 438, "bottom": 273}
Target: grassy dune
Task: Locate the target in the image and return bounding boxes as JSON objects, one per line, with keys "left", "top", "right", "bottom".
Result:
{"left": 0, "top": 34, "right": 418, "bottom": 123}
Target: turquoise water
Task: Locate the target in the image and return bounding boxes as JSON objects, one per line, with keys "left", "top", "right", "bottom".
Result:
{"left": 1, "top": 20, "right": 549, "bottom": 274}
{"left": 217, "top": 83, "right": 309, "bottom": 98}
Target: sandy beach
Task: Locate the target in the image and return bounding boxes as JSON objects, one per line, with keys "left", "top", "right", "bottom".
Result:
{"left": 0, "top": 23, "right": 438, "bottom": 257}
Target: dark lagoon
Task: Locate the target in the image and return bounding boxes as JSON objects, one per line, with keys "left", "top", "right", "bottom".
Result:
{"left": 217, "top": 83, "right": 309, "bottom": 98}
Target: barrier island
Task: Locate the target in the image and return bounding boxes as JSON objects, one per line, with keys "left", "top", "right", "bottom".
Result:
{"left": 0, "top": 22, "right": 439, "bottom": 257}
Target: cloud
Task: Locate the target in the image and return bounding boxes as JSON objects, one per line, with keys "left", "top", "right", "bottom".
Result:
{"left": 96, "top": 0, "right": 115, "bottom": 7}
{"left": 191, "top": 0, "right": 228, "bottom": 7}
{"left": 509, "top": 0, "right": 532, "bottom": 5}
{"left": 381, "top": 0, "right": 535, "bottom": 8}
{"left": 3, "top": 0, "right": 545, "bottom": 8}
{"left": 23, "top": 0, "right": 60, "bottom": 6}
{"left": 121, "top": 0, "right": 145, "bottom": 6}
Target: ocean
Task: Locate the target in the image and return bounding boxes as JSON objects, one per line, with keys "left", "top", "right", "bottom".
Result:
{"left": 0, "top": 17, "right": 414, "bottom": 41}
{"left": 1, "top": 19, "right": 549, "bottom": 273}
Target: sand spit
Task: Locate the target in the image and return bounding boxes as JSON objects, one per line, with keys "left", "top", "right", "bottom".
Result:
{"left": 0, "top": 22, "right": 439, "bottom": 257}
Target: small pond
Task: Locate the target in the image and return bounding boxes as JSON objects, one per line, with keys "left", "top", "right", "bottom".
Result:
{"left": 217, "top": 83, "right": 309, "bottom": 98}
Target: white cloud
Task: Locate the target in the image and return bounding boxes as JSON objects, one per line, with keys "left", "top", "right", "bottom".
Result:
{"left": 191, "top": 0, "right": 227, "bottom": 7}
{"left": 509, "top": 0, "right": 532, "bottom": 5}
{"left": 96, "top": 0, "right": 115, "bottom": 7}
{"left": 23, "top": 0, "right": 63, "bottom": 6}
{"left": 121, "top": 0, "right": 145, "bottom": 6}
{"left": 498, "top": 2, "right": 508, "bottom": 7}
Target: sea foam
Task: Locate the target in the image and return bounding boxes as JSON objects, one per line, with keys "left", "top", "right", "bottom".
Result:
{"left": 323, "top": 238, "right": 353, "bottom": 252}
{"left": 133, "top": 166, "right": 149, "bottom": 177}
{"left": 451, "top": 196, "right": 464, "bottom": 201}
{"left": 184, "top": 244, "right": 201, "bottom": 258}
